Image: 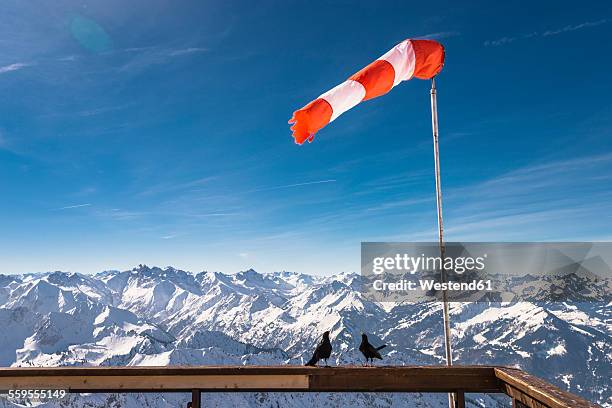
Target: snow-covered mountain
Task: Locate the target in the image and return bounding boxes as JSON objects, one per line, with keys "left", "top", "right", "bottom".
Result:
{"left": 0, "top": 265, "right": 609, "bottom": 407}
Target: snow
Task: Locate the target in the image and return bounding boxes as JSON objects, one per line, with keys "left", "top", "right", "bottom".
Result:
{"left": 547, "top": 342, "right": 567, "bottom": 357}
{"left": 0, "top": 267, "right": 609, "bottom": 408}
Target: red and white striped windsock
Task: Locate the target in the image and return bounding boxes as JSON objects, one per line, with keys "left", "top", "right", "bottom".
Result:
{"left": 289, "top": 39, "right": 445, "bottom": 144}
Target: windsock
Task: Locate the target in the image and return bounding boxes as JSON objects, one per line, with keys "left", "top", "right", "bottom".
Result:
{"left": 289, "top": 39, "right": 444, "bottom": 144}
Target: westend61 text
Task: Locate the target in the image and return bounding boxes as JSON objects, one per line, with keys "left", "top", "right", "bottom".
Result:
{"left": 372, "top": 279, "right": 493, "bottom": 292}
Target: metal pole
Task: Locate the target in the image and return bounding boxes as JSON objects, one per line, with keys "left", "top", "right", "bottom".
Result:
{"left": 430, "top": 77, "right": 455, "bottom": 408}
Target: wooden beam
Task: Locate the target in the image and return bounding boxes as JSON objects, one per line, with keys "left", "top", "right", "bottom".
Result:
{"left": 505, "top": 384, "right": 549, "bottom": 408}
{"left": 494, "top": 368, "right": 601, "bottom": 408}
{"left": 0, "top": 374, "right": 309, "bottom": 392}
{"left": 307, "top": 366, "right": 500, "bottom": 392}
{"left": 0, "top": 366, "right": 501, "bottom": 393}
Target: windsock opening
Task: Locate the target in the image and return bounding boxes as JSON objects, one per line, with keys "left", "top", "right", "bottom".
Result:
{"left": 411, "top": 39, "right": 445, "bottom": 79}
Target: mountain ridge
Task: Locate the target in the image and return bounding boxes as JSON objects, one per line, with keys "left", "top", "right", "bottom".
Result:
{"left": 0, "top": 265, "right": 609, "bottom": 407}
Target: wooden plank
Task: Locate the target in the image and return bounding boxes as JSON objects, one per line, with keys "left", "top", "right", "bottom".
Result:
{"left": 513, "top": 398, "right": 529, "bottom": 408}
{"left": 505, "top": 384, "right": 549, "bottom": 408}
{"left": 494, "top": 368, "right": 602, "bottom": 408}
{"left": 307, "top": 366, "right": 501, "bottom": 392}
{"left": 0, "top": 374, "right": 310, "bottom": 392}
{"left": 0, "top": 366, "right": 502, "bottom": 393}
{"left": 0, "top": 365, "right": 497, "bottom": 377}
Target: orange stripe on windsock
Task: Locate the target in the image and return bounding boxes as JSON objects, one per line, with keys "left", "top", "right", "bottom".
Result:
{"left": 289, "top": 39, "right": 444, "bottom": 145}
{"left": 350, "top": 60, "right": 395, "bottom": 101}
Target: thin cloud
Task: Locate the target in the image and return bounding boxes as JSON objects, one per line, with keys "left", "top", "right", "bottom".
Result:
{"left": 250, "top": 179, "right": 336, "bottom": 192}
{"left": 374, "top": 153, "right": 612, "bottom": 242}
{"left": 416, "top": 31, "right": 460, "bottom": 40}
{"left": 484, "top": 32, "right": 537, "bottom": 47}
{"left": 121, "top": 46, "right": 159, "bottom": 53}
{"left": 485, "top": 19, "right": 609, "bottom": 46}
{"left": 543, "top": 19, "right": 609, "bottom": 36}
{"left": 169, "top": 47, "right": 208, "bottom": 56}
{"left": 0, "top": 63, "right": 31, "bottom": 74}
{"left": 100, "top": 208, "right": 145, "bottom": 221}
{"left": 140, "top": 176, "right": 216, "bottom": 196}
{"left": 440, "top": 153, "right": 612, "bottom": 237}
{"left": 40, "top": 104, "right": 132, "bottom": 119}
{"left": 364, "top": 197, "right": 432, "bottom": 212}
{"left": 54, "top": 203, "right": 92, "bottom": 210}
{"left": 57, "top": 55, "right": 78, "bottom": 62}
{"left": 118, "top": 45, "right": 208, "bottom": 72}
{"left": 75, "top": 104, "right": 131, "bottom": 117}
{"left": 193, "top": 212, "right": 238, "bottom": 217}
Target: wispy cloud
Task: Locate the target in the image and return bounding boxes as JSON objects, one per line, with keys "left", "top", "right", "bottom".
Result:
{"left": 542, "top": 19, "right": 609, "bottom": 36}
{"left": 39, "top": 103, "right": 132, "bottom": 119}
{"left": 416, "top": 31, "right": 461, "bottom": 40}
{"left": 57, "top": 55, "right": 77, "bottom": 62}
{"left": 442, "top": 153, "right": 612, "bottom": 239}
{"left": 54, "top": 203, "right": 91, "bottom": 210}
{"left": 364, "top": 197, "right": 432, "bottom": 212}
{"left": 75, "top": 104, "right": 131, "bottom": 117}
{"left": 139, "top": 176, "right": 216, "bottom": 196}
{"left": 250, "top": 179, "right": 336, "bottom": 193}
{"left": 1, "top": 55, "right": 76, "bottom": 77}
{"left": 191, "top": 212, "right": 239, "bottom": 217}
{"left": 0, "top": 62, "right": 31, "bottom": 74}
{"left": 485, "top": 19, "right": 609, "bottom": 46}
{"left": 118, "top": 45, "right": 208, "bottom": 72}
{"left": 93, "top": 208, "right": 147, "bottom": 222}
{"left": 484, "top": 33, "right": 537, "bottom": 47}
{"left": 168, "top": 47, "right": 208, "bottom": 56}
{"left": 366, "top": 152, "right": 612, "bottom": 242}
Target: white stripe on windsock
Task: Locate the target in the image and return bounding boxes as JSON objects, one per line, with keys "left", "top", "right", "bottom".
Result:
{"left": 379, "top": 40, "right": 416, "bottom": 87}
{"left": 319, "top": 79, "right": 366, "bottom": 122}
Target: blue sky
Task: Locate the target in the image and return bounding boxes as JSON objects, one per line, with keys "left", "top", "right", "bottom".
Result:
{"left": 1, "top": 0, "right": 611, "bottom": 275}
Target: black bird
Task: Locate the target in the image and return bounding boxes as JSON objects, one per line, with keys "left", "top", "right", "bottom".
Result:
{"left": 305, "top": 331, "right": 332, "bottom": 367}
{"left": 359, "top": 333, "right": 386, "bottom": 366}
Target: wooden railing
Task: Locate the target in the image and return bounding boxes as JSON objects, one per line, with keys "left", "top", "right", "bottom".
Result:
{"left": 0, "top": 365, "right": 602, "bottom": 408}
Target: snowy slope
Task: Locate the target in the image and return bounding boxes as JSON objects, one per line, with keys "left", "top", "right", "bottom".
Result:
{"left": 0, "top": 266, "right": 609, "bottom": 408}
